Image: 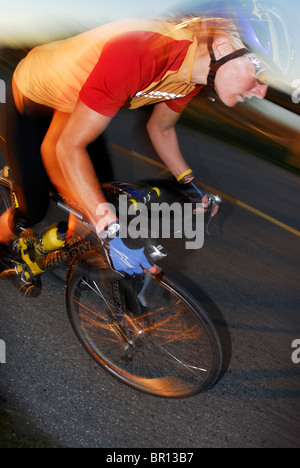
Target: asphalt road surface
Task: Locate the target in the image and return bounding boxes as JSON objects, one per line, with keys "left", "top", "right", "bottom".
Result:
{"left": 0, "top": 108, "right": 299, "bottom": 448}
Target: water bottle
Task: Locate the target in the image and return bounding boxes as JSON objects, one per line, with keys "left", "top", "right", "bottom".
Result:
{"left": 34, "top": 222, "right": 68, "bottom": 257}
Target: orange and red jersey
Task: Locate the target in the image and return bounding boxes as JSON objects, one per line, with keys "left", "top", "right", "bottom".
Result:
{"left": 13, "top": 19, "right": 203, "bottom": 116}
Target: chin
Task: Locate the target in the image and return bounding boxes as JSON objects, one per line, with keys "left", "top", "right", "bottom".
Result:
{"left": 220, "top": 97, "right": 236, "bottom": 107}
{"left": 216, "top": 91, "right": 236, "bottom": 107}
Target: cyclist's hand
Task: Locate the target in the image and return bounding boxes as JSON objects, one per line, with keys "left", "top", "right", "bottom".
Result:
{"left": 177, "top": 176, "right": 222, "bottom": 234}
{"left": 180, "top": 180, "right": 220, "bottom": 216}
{"left": 199, "top": 193, "right": 219, "bottom": 217}
{"left": 98, "top": 222, "right": 160, "bottom": 276}
{"left": 108, "top": 237, "right": 159, "bottom": 276}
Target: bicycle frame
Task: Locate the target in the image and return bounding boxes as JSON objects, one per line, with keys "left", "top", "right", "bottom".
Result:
{"left": 0, "top": 166, "right": 163, "bottom": 288}
{"left": 0, "top": 166, "right": 224, "bottom": 397}
{"left": 0, "top": 167, "right": 93, "bottom": 282}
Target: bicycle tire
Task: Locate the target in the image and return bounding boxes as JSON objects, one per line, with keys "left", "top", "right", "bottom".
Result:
{"left": 65, "top": 249, "right": 223, "bottom": 398}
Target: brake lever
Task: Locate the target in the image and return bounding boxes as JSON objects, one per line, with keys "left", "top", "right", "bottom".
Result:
{"left": 136, "top": 241, "right": 167, "bottom": 307}
{"left": 205, "top": 194, "right": 222, "bottom": 235}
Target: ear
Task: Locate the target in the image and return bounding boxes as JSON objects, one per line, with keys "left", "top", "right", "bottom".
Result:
{"left": 212, "top": 36, "right": 235, "bottom": 60}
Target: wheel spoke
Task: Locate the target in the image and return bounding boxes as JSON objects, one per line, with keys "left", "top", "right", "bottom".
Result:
{"left": 66, "top": 253, "right": 222, "bottom": 397}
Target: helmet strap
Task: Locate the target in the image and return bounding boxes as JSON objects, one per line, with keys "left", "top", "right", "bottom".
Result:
{"left": 206, "top": 36, "right": 249, "bottom": 101}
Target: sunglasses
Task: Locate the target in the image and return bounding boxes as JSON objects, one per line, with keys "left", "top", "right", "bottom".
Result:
{"left": 247, "top": 54, "right": 269, "bottom": 86}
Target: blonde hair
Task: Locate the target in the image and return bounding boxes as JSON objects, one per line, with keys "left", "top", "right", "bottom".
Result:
{"left": 170, "top": 16, "right": 245, "bottom": 51}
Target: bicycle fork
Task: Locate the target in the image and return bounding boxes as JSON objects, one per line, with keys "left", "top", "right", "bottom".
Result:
{"left": 110, "top": 280, "right": 136, "bottom": 349}
{"left": 110, "top": 277, "right": 148, "bottom": 355}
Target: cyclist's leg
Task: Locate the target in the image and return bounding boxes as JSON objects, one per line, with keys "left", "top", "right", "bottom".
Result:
{"left": 0, "top": 187, "right": 49, "bottom": 244}
{"left": 0, "top": 79, "right": 52, "bottom": 243}
{"left": 0, "top": 210, "right": 14, "bottom": 244}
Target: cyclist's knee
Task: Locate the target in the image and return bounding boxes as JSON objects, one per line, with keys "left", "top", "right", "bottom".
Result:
{"left": 9, "top": 207, "right": 47, "bottom": 234}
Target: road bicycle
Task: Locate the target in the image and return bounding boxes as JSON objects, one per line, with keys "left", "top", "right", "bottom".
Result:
{"left": 0, "top": 165, "right": 223, "bottom": 398}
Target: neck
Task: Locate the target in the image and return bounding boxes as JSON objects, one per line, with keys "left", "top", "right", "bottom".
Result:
{"left": 191, "top": 44, "right": 211, "bottom": 85}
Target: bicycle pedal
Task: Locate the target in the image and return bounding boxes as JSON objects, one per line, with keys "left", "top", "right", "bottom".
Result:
{"left": 0, "top": 267, "right": 18, "bottom": 279}
{"left": 0, "top": 259, "right": 42, "bottom": 297}
{"left": 14, "top": 270, "right": 42, "bottom": 298}
{"left": 18, "top": 278, "right": 42, "bottom": 298}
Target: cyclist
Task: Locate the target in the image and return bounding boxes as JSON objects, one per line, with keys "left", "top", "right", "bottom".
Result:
{"left": 0, "top": 15, "right": 269, "bottom": 275}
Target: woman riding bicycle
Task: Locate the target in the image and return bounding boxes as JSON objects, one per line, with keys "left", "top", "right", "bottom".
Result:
{"left": 0, "top": 12, "right": 270, "bottom": 275}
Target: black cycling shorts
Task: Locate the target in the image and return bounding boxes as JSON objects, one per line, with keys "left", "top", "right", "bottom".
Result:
{"left": 5, "top": 80, "right": 53, "bottom": 230}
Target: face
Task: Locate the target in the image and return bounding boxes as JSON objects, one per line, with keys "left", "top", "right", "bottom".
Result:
{"left": 214, "top": 56, "right": 268, "bottom": 107}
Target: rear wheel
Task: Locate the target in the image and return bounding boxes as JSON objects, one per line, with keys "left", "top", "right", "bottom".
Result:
{"left": 66, "top": 250, "right": 223, "bottom": 398}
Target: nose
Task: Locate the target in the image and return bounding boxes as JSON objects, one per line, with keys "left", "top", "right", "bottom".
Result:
{"left": 253, "top": 83, "right": 268, "bottom": 99}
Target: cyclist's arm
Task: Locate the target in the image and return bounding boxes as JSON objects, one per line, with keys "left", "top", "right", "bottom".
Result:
{"left": 55, "top": 99, "right": 116, "bottom": 233}
{"left": 55, "top": 100, "right": 160, "bottom": 275}
{"left": 146, "top": 102, "right": 191, "bottom": 179}
{"left": 147, "top": 101, "right": 219, "bottom": 217}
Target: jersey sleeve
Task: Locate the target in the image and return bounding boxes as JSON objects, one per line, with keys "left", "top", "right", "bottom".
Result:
{"left": 79, "top": 32, "right": 160, "bottom": 117}
{"left": 79, "top": 30, "right": 201, "bottom": 117}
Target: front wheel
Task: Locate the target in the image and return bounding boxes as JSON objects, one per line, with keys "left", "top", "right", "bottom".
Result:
{"left": 65, "top": 250, "right": 223, "bottom": 398}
